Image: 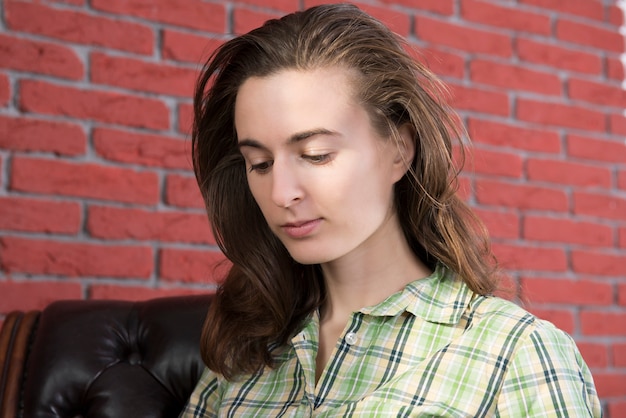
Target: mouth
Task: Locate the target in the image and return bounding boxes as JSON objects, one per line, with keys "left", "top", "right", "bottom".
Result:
{"left": 280, "top": 218, "right": 322, "bottom": 239}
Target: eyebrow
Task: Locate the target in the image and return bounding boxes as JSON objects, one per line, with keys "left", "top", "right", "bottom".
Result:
{"left": 237, "top": 128, "right": 338, "bottom": 150}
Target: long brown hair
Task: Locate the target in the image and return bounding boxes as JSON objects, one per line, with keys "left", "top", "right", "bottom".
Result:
{"left": 192, "top": 3, "right": 498, "bottom": 379}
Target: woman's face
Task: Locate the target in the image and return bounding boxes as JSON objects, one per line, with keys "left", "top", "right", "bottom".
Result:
{"left": 234, "top": 67, "right": 410, "bottom": 266}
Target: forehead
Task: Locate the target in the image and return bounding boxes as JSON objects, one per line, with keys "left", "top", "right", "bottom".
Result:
{"left": 236, "top": 67, "right": 358, "bottom": 107}
{"left": 234, "top": 67, "right": 365, "bottom": 142}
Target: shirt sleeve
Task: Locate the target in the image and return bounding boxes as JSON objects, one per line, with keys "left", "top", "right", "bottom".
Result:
{"left": 496, "top": 320, "right": 602, "bottom": 417}
{"left": 180, "top": 367, "right": 221, "bottom": 418}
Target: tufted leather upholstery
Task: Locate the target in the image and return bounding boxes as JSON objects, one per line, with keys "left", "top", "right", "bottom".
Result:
{"left": 0, "top": 295, "right": 211, "bottom": 418}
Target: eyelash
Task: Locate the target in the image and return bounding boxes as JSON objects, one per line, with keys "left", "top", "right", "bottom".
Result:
{"left": 249, "top": 161, "right": 273, "bottom": 173}
{"left": 303, "top": 154, "right": 331, "bottom": 164}
{"left": 248, "top": 154, "right": 331, "bottom": 174}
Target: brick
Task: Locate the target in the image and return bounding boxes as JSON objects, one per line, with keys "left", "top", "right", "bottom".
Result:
{"left": 620, "top": 172, "right": 626, "bottom": 191}
{"left": 0, "top": 197, "right": 81, "bottom": 234}
{"left": 0, "top": 34, "right": 83, "bottom": 80}
{"left": 416, "top": 16, "right": 512, "bottom": 57}
{"left": 620, "top": 228, "right": 626, "bottom": 249}
{"left": 576, "top": 342, "right": 608, "bottom": 368}
{"left": 0, "top": 281, "right": 83, "bottom": 312}
{"left": 379, "top": 0, "right": 454, "bottom": 15}
{"left": 524, "top": 216, "right": 612, "bottom": 247}
{"left": 474, "top": 208, "right": 519, "bottom": 239}
{"left": 568, "top": 134, "right": 626, "bottom": 164}
{"left": 608, "top": 5, "right": 624, "bottom": 26}
{"left": 581, "top": 311, "right": 626, "bottom": 337}
{"left": 93, "top": 128, "right": 192, "bottom": 170}
{"left": 572, "top": 250, "right": 626, "bottom": 276}
{"left": 574, "top": 192, "right": 626, "bottom": 221}
{"left": 238, "top": 0, "right": 298, "bottom": 13}
{"left": 470, "top": 148, "right": 523, "bottom": 178}
{"left": 418, "top": 47, "right": 465, "bottom": 79}
{"left": 87, "top": 206, "right": 215, "bottom": 245}
{"left": 19, "top": 80, "right": 169, "bottom": 130}
{"left": 521, "top": 277, "right": 613, "bottom": 305}
{"left": 92, "top": 0, "right": 226, "bottom": 32}
{"left": 607, "top": 56, "right": 624, "bottom": 81}
{"left": 620, "top": 283, "right": 626, "bottom": 305}
{"left": 233, "top": 7, "right": 284, "bottom": 35}
{"left": 470, "top": 60, "right": 561, "bottom": 95}
{"left": 11, "top": 157, "right": 159, "bottom": 205}
{"left": 594, "top": 373, "right": 626, "bottom": 398}
{"left": 355, "top": 3, "right": 411, "bottom": 37}
{"left": 610, "top": 113, "right": 626, "bottom": 136}
{"left": 517, "top": 98, "right": 605, "bottom": 132}
{"left": 5, "top": 1, "right": 153, "bottom": 55}
{"left": 556, "top": 19, "right": 624, "bottom": 53}
{"left": 525, "top": 307, "right": 574, "bottom": 334}
{"left": 178, "top": 103, "right": 194, "bottom": 135}
{"left": 165, "top": 174, "right": 204, "bottom": 209}
{"left": 159, "top": 248, "right": 229, "bottom": 283}
{"left": 569, "top": 78, "right": 626, "bottom": 109}
{"left": 0, "top": 73, "right": 9, "bottom": 106}
{"left": 462, "top": 0, "right": 551, "bottom": 35}
{"left": 476, "top": 179, "right": 568, "bottom": 211}
{"left": 493, "top": 243, "right": 567, "bottom": 272}
{"left": 0, "top": 115, "right": 85, "bottom": 156}
{"left": 90, "top": 52, "right": 197, "bottom": 97}
{"left": 162, "top": 30, "right": 223, "bottom": 64}
{"left": 516, "top": 37, "right": 602, "bottom": 75}
{"left": 449, "top": 84, "right": 509, "bottom": 116}
{"left": 609, "top": 401, "right": 626, "bottom": 418}
{"left": 89, "top": 285, "right": 205, "bottom": 301}
{"left": 519, "top": 0, "right": 604, "bottom": 21}
{"left": 0, "top": 236, "right": 153, "bottom": 278}
{"left": 526, "top": 158, "right": 611, "bottom": 188}
{"left": 614, "top": 343, "right": 626, "bottom": 367}
{"left": 467, "top": 118, "right": 561, "bottom": 153}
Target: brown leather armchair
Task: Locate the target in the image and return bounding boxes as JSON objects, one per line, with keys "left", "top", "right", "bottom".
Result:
{"left": 0, "top": 295, "right": 212, "bottom": 417}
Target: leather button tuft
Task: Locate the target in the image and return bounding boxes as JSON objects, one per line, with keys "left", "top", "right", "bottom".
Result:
{"left": 128, "top": 352, "right": 142, "bottom": 365}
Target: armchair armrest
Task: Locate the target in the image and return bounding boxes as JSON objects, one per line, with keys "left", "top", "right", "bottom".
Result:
{"left": 0, "top": 310, "right": 40, "bottom": 418}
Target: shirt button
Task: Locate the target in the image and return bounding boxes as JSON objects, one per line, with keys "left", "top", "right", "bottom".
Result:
{"left": 344, "top": 332, "right": 358, "bottom": 345}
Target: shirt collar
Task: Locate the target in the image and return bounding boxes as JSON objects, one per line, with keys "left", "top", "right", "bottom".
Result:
{"left": 358, "top": 264, "right": 475, "bottom": 325}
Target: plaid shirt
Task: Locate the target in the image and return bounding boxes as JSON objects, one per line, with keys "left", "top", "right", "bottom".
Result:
{"left": 182, "top": 265, "right": 601, "bottom": 417}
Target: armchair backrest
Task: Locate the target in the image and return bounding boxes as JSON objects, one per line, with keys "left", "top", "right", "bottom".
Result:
{"left": 0, "top": 295, "right": 211, "bottom": 418}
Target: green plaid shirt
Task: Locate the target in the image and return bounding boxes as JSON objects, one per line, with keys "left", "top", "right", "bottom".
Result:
{"left": 182, "top": 265, "right": 601, "bottom": 417}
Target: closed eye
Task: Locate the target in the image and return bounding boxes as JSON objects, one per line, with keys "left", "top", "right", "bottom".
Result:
{"left": 303, "top": 154, "right": 331, "bottom": 164}
{"left": 249, "top": 160, "right": 273, "bottom": 173}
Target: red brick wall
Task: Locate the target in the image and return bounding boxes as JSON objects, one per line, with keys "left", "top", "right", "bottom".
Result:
{"left": 0, "top": 0, "right": 624, "bottom": 414}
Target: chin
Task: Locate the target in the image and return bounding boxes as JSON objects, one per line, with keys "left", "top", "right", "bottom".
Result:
{"left": 284, "top": 246, "right": 334, "bottom": 266}
{"left": 288, "top": 252, "right": 329, "bottom": 266}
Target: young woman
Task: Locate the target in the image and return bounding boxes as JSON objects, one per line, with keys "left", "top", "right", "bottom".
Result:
{"left": 182, "top": 4, "right": 601, "bottom": 417}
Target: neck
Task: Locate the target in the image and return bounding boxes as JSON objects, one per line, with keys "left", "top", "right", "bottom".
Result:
{"left": 319, "top": 213, "right": 431, "bottom": 324}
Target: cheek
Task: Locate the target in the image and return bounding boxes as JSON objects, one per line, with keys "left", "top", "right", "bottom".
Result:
{"left": 318, "top": 162, "right": 388, "bottom": 207}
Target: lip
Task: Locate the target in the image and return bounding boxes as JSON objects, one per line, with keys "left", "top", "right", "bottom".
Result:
{"left": 280, "top": 218, "right": 322, "bottom": 239}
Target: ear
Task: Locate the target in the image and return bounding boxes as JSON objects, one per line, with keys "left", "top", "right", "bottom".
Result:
{"left": 391, "top": 123, "right": 416, "bottom": 183}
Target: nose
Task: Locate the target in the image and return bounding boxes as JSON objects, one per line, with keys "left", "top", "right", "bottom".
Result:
{"left": 271, "top": 160, "right": 303, "bottom": 208}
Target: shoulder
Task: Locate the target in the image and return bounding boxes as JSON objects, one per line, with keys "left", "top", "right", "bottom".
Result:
{"left": 468, "top": 295, "right": 577, "bottom": 352}
{"left": 467, "top": 296, "right": 602, "bottom": 416}
{"left": 464, "top": 295, "right": 539, "bottom": 348}
{"left": 467, "top": 295, "right": 588, "bottom": 367}
{"left": 180, "top": 368, "right": 221, "bottom": 418}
